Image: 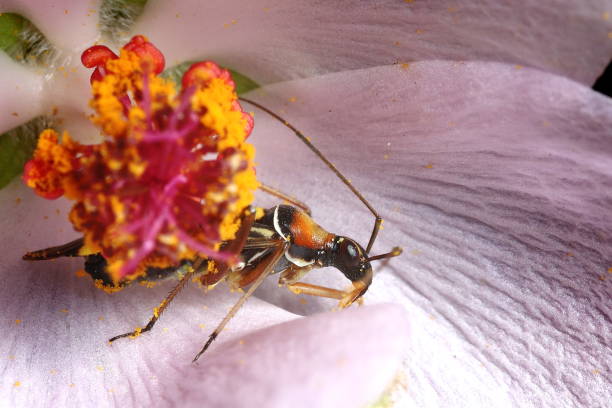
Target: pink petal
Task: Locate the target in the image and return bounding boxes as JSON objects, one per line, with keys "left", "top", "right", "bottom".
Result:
{"left": 134, "top": 0, "right": 612, "bottom": 85}
{"left": 0, "top": 0, "right": 100, "bottom": 52}
{"left": 0, "top": 54, "right": 44, "bottom": 133}
{"left": 244, "top": 62, "right": 612, "bottom": 406}
{"left": 164, "top": 303, "right": 408, "bottom": 408}
{"left": 0, "top": 181, "right": 408, "bottom": 406}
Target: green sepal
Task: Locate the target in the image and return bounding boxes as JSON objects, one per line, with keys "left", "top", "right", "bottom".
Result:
{"left": 99, "top": 0, "right": 149, "bottom": 41}
{"left": 0, "top": 13, "right": 55, "bottom": 65}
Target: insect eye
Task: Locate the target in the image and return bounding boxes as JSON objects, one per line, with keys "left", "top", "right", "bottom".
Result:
{"left": 346, "top": 242, "right": 357, "bottom": 258}
{"left": 338, "top": 239, "right": 362, "bottom": 266}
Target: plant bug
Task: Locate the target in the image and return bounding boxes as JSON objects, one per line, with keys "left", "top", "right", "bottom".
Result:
{"left": 23, "top": 97, "right": 401, "bottom": 362}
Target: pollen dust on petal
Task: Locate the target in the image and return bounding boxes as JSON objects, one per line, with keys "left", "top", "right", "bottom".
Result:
{"left": 13, "top": 381, "right": 21, "bottom": 387}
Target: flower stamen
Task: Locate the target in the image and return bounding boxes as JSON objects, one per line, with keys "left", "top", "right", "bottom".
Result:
{"left": 24, "top": 36, "right": 257, "bottom": 282}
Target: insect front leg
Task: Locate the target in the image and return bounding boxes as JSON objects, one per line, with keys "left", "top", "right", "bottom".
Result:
{"left": 284, "top": 280, "right": 367, "bottom": 309}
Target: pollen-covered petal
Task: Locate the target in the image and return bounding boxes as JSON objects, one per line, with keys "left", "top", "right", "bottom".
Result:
{"left": 0, "top": 0, "right": 100, "bottom": 53}
{"left": 132, "top": 0, "right": 612, "bottom": 85}
{"left": 0, "top": 53, "right": 44, "bottom": 134}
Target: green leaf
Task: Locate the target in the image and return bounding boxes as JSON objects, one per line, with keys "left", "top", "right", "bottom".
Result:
{"left": 0, "top": 116, "right": 54, "bottom": 189}
{"left": 99, "top": 0, "right": 149, "bottom": 42}
{"left": 0, "top": 13, "right": 55, "bottom": 65}
{"left": 161, "top": 61, "right": 260, "bottom": 95}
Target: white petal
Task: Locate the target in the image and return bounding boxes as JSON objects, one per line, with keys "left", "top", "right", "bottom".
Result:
{"left": 0, "top": 0, "right": 100, "bottom": 53}
{"left": 134, "top": 0, "right": 612, "bottom": 84}
{"left": 0, "top": 53, "right": 44, "bottom": 133}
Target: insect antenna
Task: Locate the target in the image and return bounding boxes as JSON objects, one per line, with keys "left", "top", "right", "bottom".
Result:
{"left": 239, "top": 97, "right": 383, "bottom": 254}
{"left": 366, "top": 247, "right": 403, "bottom": 262}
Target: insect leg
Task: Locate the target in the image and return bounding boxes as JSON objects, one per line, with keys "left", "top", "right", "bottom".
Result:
{"left": 277, "top": 264, "right": 315, "bottom": 285}
{"left": 239, "top": 97, "right": 382, "bottom": 254}
{"left": 108, "top": 259, "right": 204, "bottom": 343}
{"left": 109, "top": 208, "right": 258, "bottom": 343}
{"left": 258, "top": 182, "right": 311, "bottom": 216}
{"left": 23, "top": 237, "right": 85, "bottom": 260}
{"left": 285, "top": 281, "right": 368, "bottom": 309}
{"left": 192, "top": 240, "right": 289, "bottom": 362}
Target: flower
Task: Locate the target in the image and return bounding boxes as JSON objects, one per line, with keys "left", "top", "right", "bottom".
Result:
{"left": 1, "top": 1, "right": 611, "bottom": 407}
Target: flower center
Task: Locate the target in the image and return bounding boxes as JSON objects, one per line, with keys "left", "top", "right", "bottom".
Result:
{"left": 23, "top": 35, "right": 257, "bottom": 281}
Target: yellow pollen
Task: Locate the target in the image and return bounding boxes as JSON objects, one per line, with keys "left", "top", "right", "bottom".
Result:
{"left": 129, "top": 327, "right": 143, "bottom": 339}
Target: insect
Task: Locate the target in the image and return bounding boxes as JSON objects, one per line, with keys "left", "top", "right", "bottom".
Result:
{"left": 23, "top": 97, "right": 401, "bottom": 362}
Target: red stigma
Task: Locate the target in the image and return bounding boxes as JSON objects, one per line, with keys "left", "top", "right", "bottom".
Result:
{"left": 81, "top": 45, "right": 117, "bottom": 68}
{"left": 23, "top": 159, "right": 64, "bottom": 199}
{"left": 81, "top": 36, "right": 165, "bottom": 83}
{"left": 123, "top": 35, "right": 165, "bottom": 74}
{"left": 182, "top": 61, "right": 235, "bottom": 89}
